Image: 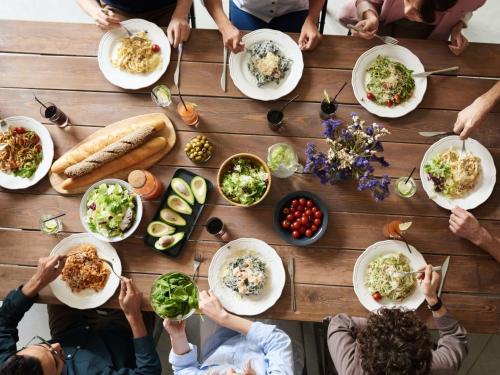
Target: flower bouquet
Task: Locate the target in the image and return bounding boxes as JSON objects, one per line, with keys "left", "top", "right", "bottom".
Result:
{"left": 305, "top": 113, "right": 391, "bottom": 201}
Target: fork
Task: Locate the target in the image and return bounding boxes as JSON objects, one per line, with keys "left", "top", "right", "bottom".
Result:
{"left": 460, "top": 139, "right": 467, "bottom": 157}
{"left": 347, "top": 24, "right": 399, "bottom": 45}
{"left": 396, "top": 266, "right": 442, "bottom": 276}
{"left": 101, "top": 258, "right": 122, "bottom": 280}
{"left": 192, "top": 253, "right": 203, "bottom": 281}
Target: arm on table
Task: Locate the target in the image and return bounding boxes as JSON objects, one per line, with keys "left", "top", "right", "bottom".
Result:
{"left": 75, "top": 0, "right": 122, "bottom": 30}
{"left": 351, "top": 0, "right": 380, "bottom": 39}
{"left": 167, "top": 0, "right": 192, "bottom": 48}
{"left": 298, "top": 0, "right": 325, "bottom": 51}
{"left": 203, "top": 0, "right": 244, "bottom": 53}
{"left": 327, "top": 314, "right": 365, "bottom": 374}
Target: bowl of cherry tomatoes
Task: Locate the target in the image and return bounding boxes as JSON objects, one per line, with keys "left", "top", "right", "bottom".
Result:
{"left": 273, "top": 191, "right": 328, "bottom": 246}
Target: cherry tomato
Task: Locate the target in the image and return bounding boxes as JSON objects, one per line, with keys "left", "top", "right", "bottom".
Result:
{"left": 283, "top": 207, "right": 290, "bottom": 215}
{"left": 286, "top": 214, "right": 294, "bottom": 222}
{"left": 311, "top": 207, "right": 319, "bottom": 213}
{"left": 294, "top": 211, "right": 302, "bottom": 218}
{"left": 292, "top": 230, "right": 301, "bottom": 239}
{"left": 301, "top": 217, "right": 309, "bottom": 225}
{"left": 14, "top": 127, "right": 26, "bottom": 134}
{"left": 306, "top": 199, "right": 314, "bottom": 208}
{"left": 282, "top": 220, "right": 291, "bottom": 230}
{"left": 314, "top": 211, "right": 323, "bottom": 219}
{"left": 311, "top": 224, "right": 318, "bottom": 232}
{"left": 394, "top": 94, "right": 401, "bottom": 104}
{"left": 314, "top": 218, "right": 322, "bottom": 226}
{"left": 305, "top": 229, "right": 313, "bottom": 237}
{"left": 299, "top": 226, "right": 306, "bottom": 235}
{"left": 297, "top": 205, "right": 304, "bottom": 212}
{"left": 290, "top": 207, "right": 296, "bottom": 213}
{"left": 291, "top": 199, "right": 299, "bottom": 207}
{"left": 151, "top": 44, "right": 161, "bottom": 52}
{"left": 372, "top": 292, "right": 382, "bottom": 301}
{"left": 305, "top": 209, "right": 312, "bottom": 217}
{"left": 299, "top": 198, "right": 306, "bottom": 206}
{"left": 386, "top": 100, "right": 393, "bottom": 107}
{"left": 367, "top": 92, "right": 375, "bottom": 101}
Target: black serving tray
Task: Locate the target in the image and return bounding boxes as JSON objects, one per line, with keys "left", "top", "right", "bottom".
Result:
{"left": 144, "top": 168, "right": 213, "bottom": 257}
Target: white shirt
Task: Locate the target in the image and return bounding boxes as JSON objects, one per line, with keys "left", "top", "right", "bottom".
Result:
{"left": 233, "top": 0, "right": 309, "bottom": 23}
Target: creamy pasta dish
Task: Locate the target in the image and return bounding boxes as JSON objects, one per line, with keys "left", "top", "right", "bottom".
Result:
{"left": 111, "top": 31, "right": 161, "bottom": 74}
{"left": 222, "top": 254, "right": 267, "bottom": 296}
{"left": 247, "top": 41, "right": 292, "bottom": 87}
{"left": 424, "top": 148, "right": 481, "bottom": 198}
{"left": 61, "top": 244, "right": 110, "bottom": 292}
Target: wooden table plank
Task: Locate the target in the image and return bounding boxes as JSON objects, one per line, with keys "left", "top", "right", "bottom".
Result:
{"left": 2, "top": 21, "right": 500, "bottom": 78}
{"left": 0, "top": 264, "right": 497, "bottom": 333}
{"left": 1, "top": 54, "right": 499, "bottom": 112}
{"left": 2, "top": 88, "right": 500, "bottom": 147}
{"left": 2, "top": 230, "right": 499, "bottom": 294}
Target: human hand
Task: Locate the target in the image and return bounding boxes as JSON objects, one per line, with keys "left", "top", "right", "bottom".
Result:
{"left": 449, "top": 23, "right": 469, "bottom": 56}
{"left": 299, "top": 17, "right": 322, "bottom": 51}
{"left": 352, "top": 11, "right": 379, "bottom": 39}
{"left": 22, "top": 255, "right": 66, "bottom": 297}
{"left": 167, "top": 16, "right": 191, "bottom": 48}
{"left": 119, "top": 277, "right": 143, "bottom": 319}
{"left": 417, "top": 264, "right": 440, "bottom": 305}
{"left": 449, "top": 207, "right": 484, "bottom": 245}
{"left": 453, "top": 97, "right": 488, "bottom": 139}
{"left": 163, "top": 319, "right": 186, "bottom": 338}
{"left": 92, "top": 7, "right": 123, "bottom": 30}
{"left": 221, "top": 23, "right": 244, "bottom": 53}
{"left": 199, "top": 290, "right": 228, "bottom": 324}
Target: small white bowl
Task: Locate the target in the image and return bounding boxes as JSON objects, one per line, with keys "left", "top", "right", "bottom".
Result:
{"left": 80, "top": 178, "right": 143, "bottom": 242}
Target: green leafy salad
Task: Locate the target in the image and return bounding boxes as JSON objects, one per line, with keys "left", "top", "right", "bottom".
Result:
{"left": 221, "top": 157, "right": 269, "bottom": 205}
{"left": 366, "top": 55, "right": 415, "bottom": 107}
{"left": 85, "top": 183, "right": 136, "bottom": 238}
{"left": 365, "top": 253, "right": 416, "bottom": 301}
{"left": 150, "top": 272, "right": 198, "bottom": 319}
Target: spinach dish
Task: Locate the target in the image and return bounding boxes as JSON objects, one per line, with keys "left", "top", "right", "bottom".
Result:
{"left": 247, "top": 41, "right": 292, "bottom": 87}
{"left": 222, "top": 254, "right": 267, "bottom": 296}
{"left": 150, "top": 272, "right": 198, "bottom": 319}
{"left": 366, "top": 55, "right": 415, "bottom": 107}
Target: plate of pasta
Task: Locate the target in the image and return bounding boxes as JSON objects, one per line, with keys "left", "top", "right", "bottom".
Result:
{"left": 0, "top": 116, "right": 54, "bottom": 189}
{"left": 49, "top": 233, "right": 122, "bottom": 309}
{"left": 229, "top": 29, "right": 303, "bottom": 101}
{"left": 352, "top": 45, "right": 427, "bottom": 118}
{"left": 98, "top": 18, "right": 171, "bottom": 90}
{"left": 208, "top": 238, "right": 285, "bottom": 315}
{"left": 420, "top": 136, "right": 496, "bottom": 210}
{"left": 353, "top": 240, "right": 427, "bottom": 312}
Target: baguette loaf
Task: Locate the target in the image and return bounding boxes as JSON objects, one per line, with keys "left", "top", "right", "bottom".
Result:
{"left": 51, "top": 117, "right": 165, "bottom": 174}
{"left": 61, "top": 136, "right": 167, "bottom": 190}
{"left": 64, "top": 126, "right": 156, "bottom": 177}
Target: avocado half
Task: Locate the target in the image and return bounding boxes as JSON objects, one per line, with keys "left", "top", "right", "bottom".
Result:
{"left": 147, "top": 221, "right": 175, "bottom": 237}
{"left": 154, "top": 232, "right": 185, "bottom": 250}
{"left": 167, "top": 195, "right": 192, "bottom": 215}
{"left": 160, "top": 208, "right": 186, "bottom": 226}
{"left": 191, "top": 176, "right": 207, "bottom": 204}
{"left": 171, "top": 178, "right": 194, "bottom": 205}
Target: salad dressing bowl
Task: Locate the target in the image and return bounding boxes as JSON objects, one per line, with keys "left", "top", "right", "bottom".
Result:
{"left": 217, "top": 153, "right": 272, "bottom": 208}
{"left": 80, "top": 178, "right": 143, "bottom": 242}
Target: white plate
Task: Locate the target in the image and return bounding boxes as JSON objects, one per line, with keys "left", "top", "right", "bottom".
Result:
{"left": 353, "top": 240, "right": 427, "bottom": 312}
{"left": 49, "top": 233, "right": 122, "bottom": 309}
{"left": 352, "top": 45, "right": 427, "bottom": 118}
{"left": 229, "top": 29, "right": 304, "bottom": 101}
{"left": 420, "top": 136, "right": 496, "bottom": 210}
{"left": 0, "top": 116, "right": 54, "bottom": 190}
{"left": 208, "top": 238, "right": 285, "bottom": 316}
{"left": 80, "top": 179, "right": 143, "bottom": 242}
{"left": 98, "top": 18, "right": 171, "bottom": 90}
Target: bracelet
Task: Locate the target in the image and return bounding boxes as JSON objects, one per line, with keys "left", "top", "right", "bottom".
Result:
{"left": 427, "top": 297, "right": 443, "bottom": 311}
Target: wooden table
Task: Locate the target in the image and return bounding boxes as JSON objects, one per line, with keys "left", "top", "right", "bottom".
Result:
{"left": 1, "top": 21, "right": 499, "bottom": 333}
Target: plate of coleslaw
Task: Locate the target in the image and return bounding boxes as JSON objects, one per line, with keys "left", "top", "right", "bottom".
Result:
{"left": 352, "top": 45, "right": 427, "bottom": 118}
{"left": 208, "top": 238, "right": 285, "bottom": 315}
{"left": 353, "top": 240, "right": 427, "bottom": 312}
{"left": 229, "top": 29, "right": 304, "bottom": 101}
{"left": 420, "top": 135, "right": 496, "bottom": 210}
{"left": 98, "top": 18, "right": 171, "bottom": 90}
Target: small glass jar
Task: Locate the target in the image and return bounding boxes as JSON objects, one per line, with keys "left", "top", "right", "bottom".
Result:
{"left": 395, "top": 177, "right": 417, "bottom": 198}
{"left": 128, "top": 170, "right": 163, "bottom": 200}
{"left": 151, "top": 85, "right": 172, "bottom": 107}
{"left": 40, "top": 215, "right": 63, "bottom": 235}
{"left": 177, "top": 102, "right": 199, "bottom": 126}
{"left": 320, "top": 100, "right": 338, "bottom": 120}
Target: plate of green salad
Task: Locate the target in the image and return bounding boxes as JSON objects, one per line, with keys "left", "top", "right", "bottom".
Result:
{"left": 217, "top": 153, "right": 271, "bottom": 207}
{"left": 352, "top": 45, "right": 427, "bottom": 118}
{"left": 353, "top": 240, "right": 427, "bottom": 312}
{"left": 80, "top": 179, "right": 143, "bottom": 242}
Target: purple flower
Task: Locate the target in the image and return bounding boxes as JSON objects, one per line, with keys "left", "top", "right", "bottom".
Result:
{"left": 322, "top": 118, "right": 342, "bottom": 138}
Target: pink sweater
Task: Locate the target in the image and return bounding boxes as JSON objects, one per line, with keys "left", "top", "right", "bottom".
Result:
{"left": 338, "top": 0, "right": 486, "bottom": 40}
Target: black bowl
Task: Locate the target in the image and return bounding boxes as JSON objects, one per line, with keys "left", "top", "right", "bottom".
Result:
{"left": 273, "top": 191, "right": 329, "bottom": 246}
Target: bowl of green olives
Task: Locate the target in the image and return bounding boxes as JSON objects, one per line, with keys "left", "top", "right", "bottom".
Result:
{"left": 185, "top": 135, "right": 213, "bottom": 164}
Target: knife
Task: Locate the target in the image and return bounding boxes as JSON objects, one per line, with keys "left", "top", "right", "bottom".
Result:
{"left": 418, "top": 131, "right": 455, "bottom": 137}
{"left": 174, "top": 43, "right": 183, "bottom": 89}
{"left": 288, "top": 256, "right": 296, "bottom": 312}
{"left": 220, "top": 47, "right": 228, "bottom": 92}
{"left": 437, "top": 256, "right": 450, "bottom": 297}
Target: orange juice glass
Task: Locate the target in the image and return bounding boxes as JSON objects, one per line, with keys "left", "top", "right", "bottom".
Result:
{"left": 383, "top": 220, "right": 402, "bottom": 239}
{"left": 177, "top": 102, "right": 199, "bottom": 126}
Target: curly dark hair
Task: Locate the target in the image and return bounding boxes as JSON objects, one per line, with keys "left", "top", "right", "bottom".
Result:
{"left": 420, "top": 0, "right": 459, "bottom": 23}
{"left": 358, "top": 308, "right": 433, "bottom": 375}
{"left": 0, "top": 354, "right": 43, "bottom": 375}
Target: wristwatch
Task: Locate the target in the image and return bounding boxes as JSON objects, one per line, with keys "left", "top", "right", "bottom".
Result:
{"left": 427, "top": 297, "right": 443, "bottom": 311}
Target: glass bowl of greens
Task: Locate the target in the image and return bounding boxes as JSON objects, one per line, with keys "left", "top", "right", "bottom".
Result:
{"left": 217, "top": 153, "right": 272, "bottom": 207}
{"left": 150, "top": 272, "right": 199, "bottom": 321}
{"left": 80, "top": 179, "right": 143, "bottom": 242}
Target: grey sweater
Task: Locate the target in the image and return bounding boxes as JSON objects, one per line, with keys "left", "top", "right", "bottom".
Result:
{"left": 327, "top": 312, "right": 468, "bottom": 374}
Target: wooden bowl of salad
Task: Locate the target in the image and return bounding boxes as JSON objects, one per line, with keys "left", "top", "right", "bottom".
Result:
{"left": 217, "top": 153, "right": 272, "bottom": 207}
